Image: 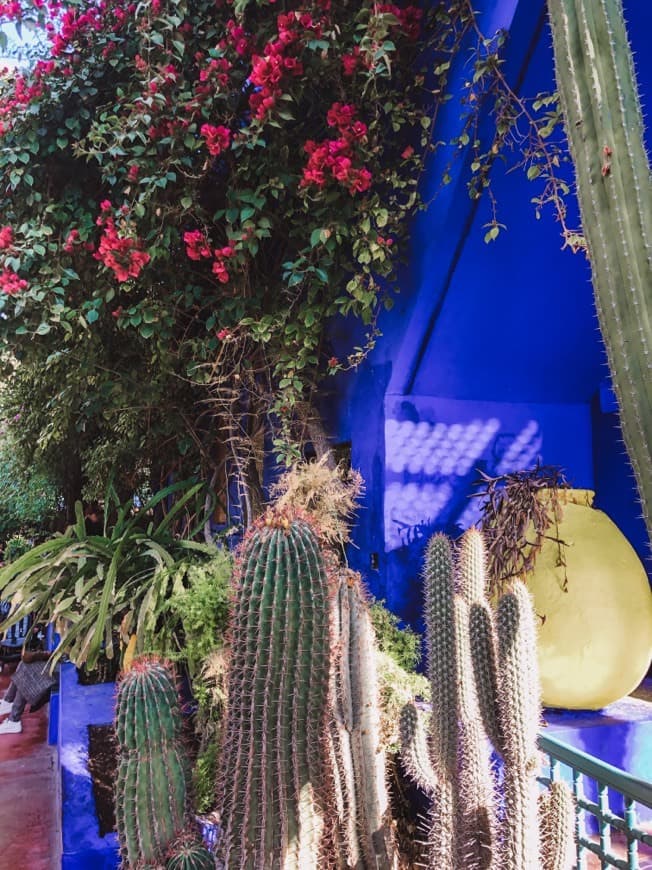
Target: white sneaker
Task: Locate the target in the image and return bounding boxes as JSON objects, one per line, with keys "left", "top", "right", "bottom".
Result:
{"left": 0, "top": 717, "right": 21, "bottom": 734}
{"left": 0, "top": 698, "right": 12, "bottom": 716}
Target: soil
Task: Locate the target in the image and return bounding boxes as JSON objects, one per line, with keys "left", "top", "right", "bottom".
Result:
{"left": 87, "top": 724, "right": 118, "bottom": 837}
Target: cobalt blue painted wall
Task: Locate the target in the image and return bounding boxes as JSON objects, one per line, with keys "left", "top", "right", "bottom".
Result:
{"left": 326, "top": 0, "right": 651, "bottom": 620}
{"left": 58, "top": 663, "right": 119, "bottom": 870}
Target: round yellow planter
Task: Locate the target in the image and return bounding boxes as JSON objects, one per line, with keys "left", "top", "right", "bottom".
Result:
{"left": 527, "top": 490, "right": 652, "bottom": 710}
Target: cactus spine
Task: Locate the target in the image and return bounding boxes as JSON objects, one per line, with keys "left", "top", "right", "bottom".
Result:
{"left": 115, "top": 658, "right": 204, "bottom": 868}
{"left": 328, "top": 570, "right": 398, "bottom": 869}
{"left": 548, "top": 0, "right": 652, "bottom": 544}
{"left": 215, "top": 514, "right": 336, "bottom": 869}
{"left": 401, "top": 528, "right": 574, "bottom": 870}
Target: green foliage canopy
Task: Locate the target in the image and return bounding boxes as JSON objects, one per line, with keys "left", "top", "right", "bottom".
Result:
{"left": 0, "top": 0, "right": 445, "bottom": 479}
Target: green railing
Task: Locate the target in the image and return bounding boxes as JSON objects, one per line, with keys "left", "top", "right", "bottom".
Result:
{"left": 538, "top": 733, "right": 652, "bottom": 869}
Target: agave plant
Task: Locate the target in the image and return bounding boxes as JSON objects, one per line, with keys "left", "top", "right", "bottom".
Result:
{"left": 0, "top": 479, "right": 215, "bottom": 669}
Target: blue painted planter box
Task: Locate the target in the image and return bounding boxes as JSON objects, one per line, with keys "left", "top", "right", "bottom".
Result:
{"left": 58, "top": 662, "right": 120, "bottom": 870}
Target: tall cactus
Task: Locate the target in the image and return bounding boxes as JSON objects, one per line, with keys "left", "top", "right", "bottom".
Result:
{"left": 548, "top": 0, "right": 652, "bottom": 545}
{"left": 401, "top": 528, "right": 574, "bottom": 870}
{"left": 328, "top": 570, "right": 398, "bottom": 869}
{"left": 496, "top": 583, "right": 541, "bottom": 870}
{"left": 215, "top": 512, "right": 337, "bottom": 869}
{"left": 114, "top": 658, "right": 212, "bottom": 869}
{"left": 422, "top": 533, "right": 459, "bottom": 869}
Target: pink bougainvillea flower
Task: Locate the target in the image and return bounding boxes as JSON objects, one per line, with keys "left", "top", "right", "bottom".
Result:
{"left": 200, "top": 123, "right": 231, "bottom": 156}
{"left": 0, "top": 225, "right": 14, "bottom": 249}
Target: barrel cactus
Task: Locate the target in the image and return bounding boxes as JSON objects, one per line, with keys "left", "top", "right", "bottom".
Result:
{"left": 548, "top": 0, "right": 652, "bottom": 546}
{"left": 115, "top": 658, "right": 197, "bottom": 868}
{"left": 166, "top": 831, "right": 215, "bottom": 870}
{"left": 215, "top": 512, "right": 338, "bottom": 869}
{"left": 400, "top": 528, "right": 574, "bottom": 870}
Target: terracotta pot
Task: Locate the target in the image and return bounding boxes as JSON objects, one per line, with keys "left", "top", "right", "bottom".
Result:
{"left": 527, "top": 490, "right": 652, "bottom": 710}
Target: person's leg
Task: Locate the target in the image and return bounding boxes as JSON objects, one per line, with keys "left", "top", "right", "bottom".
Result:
{"left": 0, "top": 680, "right": 16, "bottom": 714}
{"left": 9, "top": 688, "right": 26, "bottom": 721}
{"left": 0, "top": 685, "right": 25, "bottom": 732}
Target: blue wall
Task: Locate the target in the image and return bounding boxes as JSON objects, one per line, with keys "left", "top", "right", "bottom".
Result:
{"left": 327, "top": 0, "right": 651, "bottom": 621}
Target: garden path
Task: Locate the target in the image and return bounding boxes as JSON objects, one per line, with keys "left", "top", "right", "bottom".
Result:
{"left": 0, "top": 666, "right": 60, "bottom": 870}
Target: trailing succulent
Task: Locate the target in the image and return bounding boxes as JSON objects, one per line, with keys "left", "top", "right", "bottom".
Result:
{"left": 400, "top": 528, "right": 575, "bottom": 870}
{"left": 114, "top": 657, "right": 213, "bottom": 869}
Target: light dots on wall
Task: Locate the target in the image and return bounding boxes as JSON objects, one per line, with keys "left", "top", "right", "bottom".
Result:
{"left": 384, "top": 415, "right": 544, "bottom": 551}
{"left": 385, "top": 417, "right": 501, "bottom": 476}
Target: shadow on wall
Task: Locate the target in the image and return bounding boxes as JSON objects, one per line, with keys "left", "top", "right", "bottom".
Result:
{"left": 382, "top": 395, "right": 594, "bottom": 624}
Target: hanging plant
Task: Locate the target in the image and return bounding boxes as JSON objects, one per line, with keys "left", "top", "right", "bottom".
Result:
{"left": 473, "top": 463, "right": 571, "bottom": 596}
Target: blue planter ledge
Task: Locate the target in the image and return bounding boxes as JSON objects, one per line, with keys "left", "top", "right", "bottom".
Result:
{"left": 58, "top": 662, "right": 119, "bottom": 870}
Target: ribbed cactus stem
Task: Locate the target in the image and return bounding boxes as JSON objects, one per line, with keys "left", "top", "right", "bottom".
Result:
{"left": 114, "top": 659, "right": 190, "bottom": 868}
{"left": 460, "top": 529, "right": 502, "bottom": 753}
{"left": 398, "top": 702, "right": 437, "bottom": 796}
{"left": 329, "top": 571, "right": 398, "bottom": 869}
{"left": 216, "top": 515, "right": 336, "bottom": 869}
{"left": 496, "top": 582, "right": 541, "bottom": 870}
{"left": 548, "top": 0, "right": 652, "bottom": 545}
{"left": 469, "top": 601, "right": 502, "bottom": 753}
{"left": 423, "top": 533, "right": 458, "bottom": 869}
{"left": 454, "top": 596, "right": 496, "bottom": 870}
{"left": 539, "top": 781, "right": 576, "bottom": 870}
{"left": 457, "top": 527, "right": 488, "bottom": 603}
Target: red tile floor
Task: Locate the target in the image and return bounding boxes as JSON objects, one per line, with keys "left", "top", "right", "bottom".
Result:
{"left": 0, "top": 665, "right": 60, "bottom": 870}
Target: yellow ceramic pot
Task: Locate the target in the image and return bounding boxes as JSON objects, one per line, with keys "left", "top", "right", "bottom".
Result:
{"left": 527, "top": 490, "right": 652, "bottom": 710}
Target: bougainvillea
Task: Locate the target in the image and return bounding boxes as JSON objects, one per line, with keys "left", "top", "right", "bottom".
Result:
{"left": 0, "top": 0, "right": 487, "bottom": 510}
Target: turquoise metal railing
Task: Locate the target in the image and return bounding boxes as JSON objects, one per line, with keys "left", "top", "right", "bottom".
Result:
{"left": 538, "top": 732, "right": 652, "bottom": 869}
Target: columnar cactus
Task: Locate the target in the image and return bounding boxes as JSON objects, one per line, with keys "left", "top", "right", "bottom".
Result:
{"left": 539, "top": 781, "right": 577, "bottom": 870}
{"left": 548, "top": 0, "right": 652, "bottom": 545}
{"left": 496, "top": 584, "right": 541, "bottom": 870}
{"left": 328, "top": 570, "right": 398, "bottom": 869}
{"left": 114, "top": 658, "right": 207, "bottom": 868}
{"left": 215, "top": 513, "right": 337, "bottom": 869}
{"left": 401, "top": 528, "right": 574, "bottom": 870}
{"left": 422, "top": 533, "right": 460, "bottom": 869}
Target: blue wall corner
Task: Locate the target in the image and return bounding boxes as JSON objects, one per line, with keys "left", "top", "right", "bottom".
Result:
{"left": 58, "top": 663, "right": 119, "bottom": 869}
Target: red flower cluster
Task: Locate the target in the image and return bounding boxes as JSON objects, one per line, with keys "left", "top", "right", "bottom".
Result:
{"left": 183, "top": 230, "right": 234, "bottom": 284}
{"left": 94, "top": 202, "right": 150, "bottom": 283}
{"left": 63, "top": 229, "right": 80, "bottom": 253}
{"left": 248, "top": 10, "right": 324, "bottom": 121}
{"left": 184, "top": 229, "right": 212, "bottom": 261}
{"left": 226, "top": 19, "right": 252, "bottom": 58}
{"left": 341, "top": 47, "right": 363, "bottom": 77}
{"left": 301, "top": 103, "right": 372, "bottom": 195}
{"left": 49, "top": 3, "right": 107, "bottom": 57}
{"left": 0, "top": 225, "right": 13, "bottom": 250}
{"left": 0, "top": 2, "right": 21, "bottom": 19}
{"left": 212, "top": 245, "right": 234, "bottom": 284}
{"left": 200, "top": 124, "right": 231, "bottom": 157}
{"left": 378, "top": 4, "right": 423, "bottom": 41}
{"left": 0, "top": 268, "right": 27, "bottom": 295}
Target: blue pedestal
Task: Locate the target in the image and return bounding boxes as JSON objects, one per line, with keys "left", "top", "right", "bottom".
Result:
{"left": 58, "top": 662, "right": 119, "bottom": 869}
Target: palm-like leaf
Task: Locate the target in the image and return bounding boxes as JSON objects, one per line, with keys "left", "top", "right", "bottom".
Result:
{"left": 0, "top": 480, "right": 216, "bottom": 669}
